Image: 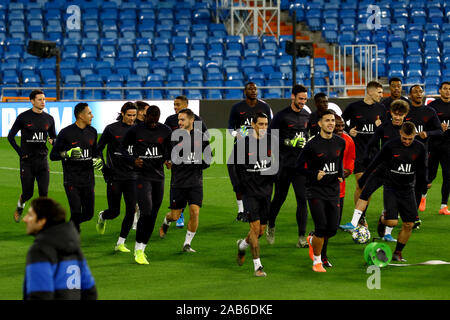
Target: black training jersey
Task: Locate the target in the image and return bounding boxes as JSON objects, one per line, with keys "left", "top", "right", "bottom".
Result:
{"left": 364, "top": 137, "right": 427, "bottom": 190}
{"left": 231, "top": 134, "right": 276, "bottom": 198}
{"left": 297, "top": 134, "right": 345, "bottom": 200}
{"left": 228, "top": 99, "right": 272, "bottom": 131}
{"left": 364, "top": 120, "right": 402, "bottom": 159}
{"left": 164, "top": 113, "right": 208, "bottom": 134}
{"left": 269, "top": 105, "right": 310, "bottom": 168}
{"left": 405, "top": 104, "right": 442, "bottom": 145}
{"left": 428, "top": 98, "right": 450, "bottom": 148}
{"left": 50, "top": 123, "right": 99, "bottom": 187}
{"left": 341, "top": 100, "right": 387, "bottom": 160}
{"left": 97, "top": 121, "right": 136, "bottom": 181}
{"left": 381, "top": 96, "right": 410, "bottom": 114}
{"left": 122, "top": 122, "right": 172, "bottom": 181}
{"left": 306, "top": 110, "right": 321, "bottom": 138}
{"left": 8, "top": 109, "right": 56, "bottom": 159}
{"left": 170, "top": 128, "right": 211, "bottom": 188}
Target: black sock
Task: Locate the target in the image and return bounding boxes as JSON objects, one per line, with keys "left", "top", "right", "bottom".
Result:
{"left": 395, "top": 242, "right": 406, "bottom": 253}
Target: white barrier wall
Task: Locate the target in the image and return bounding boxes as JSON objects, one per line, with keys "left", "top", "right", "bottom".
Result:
{"left": 0, "top": 100, "right": 200, "bottom": 137}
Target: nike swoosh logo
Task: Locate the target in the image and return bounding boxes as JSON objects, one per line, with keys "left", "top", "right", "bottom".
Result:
{"left": 393, "top": 154, "right": 400, "bottom": 157}
{"left": 240, "top": 112, "right": 246, "bottom": 115}
{"left": 317, "top": 153, "right": 324, "bottom": 157}
{"left": 71, "top": 141, "right": 78, "bottom": 145}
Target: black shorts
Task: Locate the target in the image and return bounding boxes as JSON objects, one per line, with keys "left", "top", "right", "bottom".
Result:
{"left": 354, "top": 158, "right": 366, "bottom": 175}
{"left": 308, "top": 197, "right": 340, "bottom": 238}
{"left": 383, "top": 187, "right": 417, "bottom": 223}
{"left": 360, "top": 171, "right": 384, "bottom": 201}
{"left": 242, "top": 194, "right": 270, "bottom": 224}
{"left": 170, "top": 186, "right": 203, "bottom": 209}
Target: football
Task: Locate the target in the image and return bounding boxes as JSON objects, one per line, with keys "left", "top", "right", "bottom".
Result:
{"left": 352, "top": 226, "right": 371, "bottom": 244}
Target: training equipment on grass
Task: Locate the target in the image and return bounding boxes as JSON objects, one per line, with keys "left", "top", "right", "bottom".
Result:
{"left": 388, "top": 260, "right": 450, "bottom": 267}
{"left": 364, "top": 242, "right": 392, "bottom": 267}
{"left": 352, "top": 226, "right": 371, "bottom": 244}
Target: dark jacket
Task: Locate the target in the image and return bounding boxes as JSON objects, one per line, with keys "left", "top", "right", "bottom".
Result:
{"left": 23, "top": 222, "right": 97, "bottom": 300}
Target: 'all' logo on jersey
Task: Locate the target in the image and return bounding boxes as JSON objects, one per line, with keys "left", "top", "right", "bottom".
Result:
{"left": 33, "top": 132, "right": 44, "bottom": 140}
{"left": 416, "top": 125, "right": 424, "bottom": 133}
{"left": 145, "top": 147, "right": 159, "bottom": 156}
{"left": 362, "top": 124, "right": 374, "bottom": 133}
{"left": 323, "top": 162, "right": 336, "bottom": 172}
{"left": 397, "top": 163, "right": 412, "bottom": 173}
{"left": 254, "top": 160, "right": 268, "bottom": 170}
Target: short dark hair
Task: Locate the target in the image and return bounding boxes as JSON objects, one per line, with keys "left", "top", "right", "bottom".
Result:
{"left": 318, "top": 109, "right": 336, "bottom": 119}
{"left": 178, "top": 108, "right": 195, "bottom": 119}
{"left": 409, "top": 84, "right": 423, "bottom": 94}
{"left": 389, "top": 77, "right": 402, "bottom": 85}
{"left": 29, "top": 89, "right": 44, "bottom": 100}
{"left": 136, "top": 101, "right": 150, "bottom": 111}
{"left": 145, "top": 105, "right": 161, "bottom": 124}
{"left": 401, "top": 121, "right": 416, "bottom": 135}
{"left": 314, "top": 92, "right": 327, "bottom": 101}
{"left": 175, "top": 95, "right": 189, "bottom": 104}
{"left": 74, "top": 102, "right": 89, "bottom": 119}
{"left": 245, "top": 82, "right": 256, "bottom": 90}
{"left": 30, "top": 197, "right": 66, "bottom": 229}
{"left": 116, "top": 101, "right": 137, "bottom": 121}
{"left": 367, "top": 81, "right": 383, "bottom": 90}
{"left": 390, "top": 99, "right": 409, "bottom": 115}
{"left": 252, "top": 112, "right": 268, "bottom": 124}
{"left": 439, "top": 81, "right": 450, "bottom": 90}
{"left": 292, "top": 84, "right": 307, "bottom": 96}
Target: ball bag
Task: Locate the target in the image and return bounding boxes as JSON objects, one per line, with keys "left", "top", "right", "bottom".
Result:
{"left": 364, "top": 242, "right": 392, "bottom": 267}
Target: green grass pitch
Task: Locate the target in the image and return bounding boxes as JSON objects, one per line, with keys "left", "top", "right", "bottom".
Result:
{"left": 1, "top": 132, "right": 450, "bottom": 300}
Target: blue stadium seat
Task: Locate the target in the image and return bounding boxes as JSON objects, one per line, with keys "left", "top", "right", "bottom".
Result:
{"left": 126, "top": 90, "right": 144, "bottom": 100}
{"left": 425, "top": 85, "right": 439, "bottom": 95}
{"left": 425, "top": 63, "right": 442, "bottom": 77}
{"left": 95, "top": 61, "right": 113, "bottom": 80}
{"left": 424, "top": 76, "right": 441, "bottom": 87}
{"left": 264, "top": 88, "right": 283, "bottom": 99}
{"left": 224, "top": 80, "right": 244, "bottom": 99}
{"left": 406, "top": 63, "right": 423, "bottom": 78}
{"left": 166, "top": 80, "right": 184, "bottom": 99}
{"left": 388, "top": 64, "right": 405, "bottom": 80}
{"left": 188, "top": 73, "right": 204, "bottom": 82}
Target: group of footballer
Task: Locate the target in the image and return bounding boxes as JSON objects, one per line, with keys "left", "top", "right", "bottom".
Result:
{"left": 9, "top": 78, "right": 450, "bottom": 276}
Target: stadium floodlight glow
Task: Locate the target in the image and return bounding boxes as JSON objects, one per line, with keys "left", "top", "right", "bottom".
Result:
{"left": 26, "top": 40, "right": 62, "bottom": 101}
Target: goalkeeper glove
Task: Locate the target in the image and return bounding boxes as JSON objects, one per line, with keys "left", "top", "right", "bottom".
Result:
{"left": 284, "top": 137, "right": 305, "bottom": 148}
{"left": 239, "top": 125, "right": 249, "bottom": 137}
{"left": 61, "top": 147, "right": 82, "bottom": 159}
{"left": 92, "top": 158, "right": 103, "bottom": 170}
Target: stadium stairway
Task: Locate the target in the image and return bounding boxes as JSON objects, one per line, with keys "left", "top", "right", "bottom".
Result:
{"left": 275, "top": 9, "right": 366, "bottom": 97}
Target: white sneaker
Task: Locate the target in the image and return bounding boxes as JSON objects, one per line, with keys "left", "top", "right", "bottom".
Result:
{"left": 183, "top": 244, "right": 196, "bottom": 252}
{"left": 266, "top": 227, "right": 275, "bottom": 245}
